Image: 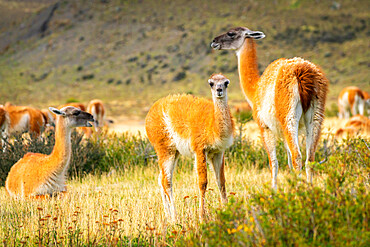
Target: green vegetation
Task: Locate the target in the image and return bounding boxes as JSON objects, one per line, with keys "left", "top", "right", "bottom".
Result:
{"left": 182, "top": 139, "right": 370, "bottom": 246}
{"left": 1, "top": 128, "right": 369, "bottom": 245}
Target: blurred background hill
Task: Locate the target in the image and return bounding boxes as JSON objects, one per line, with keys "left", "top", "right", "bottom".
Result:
{"left": 0, "top": 0, "right": 369, "bottom": 117}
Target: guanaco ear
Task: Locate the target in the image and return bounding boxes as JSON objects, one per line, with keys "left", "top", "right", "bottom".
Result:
{"left": 246, "top": 30, "right": 265, "bottom": 40}
{"left": 49, "top": 107, "right": 66, "bottom": 116}
{"left": 224, "top": 80, "right": 230, "bottom": 87}
{"left": 208, "top": 79, "right": 214, "bottom": 87}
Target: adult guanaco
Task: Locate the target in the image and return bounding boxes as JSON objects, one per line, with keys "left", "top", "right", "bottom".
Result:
{"left": 338, "top": 86, "right": 366, "bottom": 119}
{"left": 145, "top": 74, "right": 235, "bottom": 221}
{"left": 335, "top": 115, "right": 370, "bottom": 138}
{"left": 85, "top": 99, "right": 106, "bottom": 138}
{"left": 211, "top": 27, "right": 329, "bottom": 188}
{"left": 4, "top": 103, "right": 46, "bottom": 138}
{"left": 5, "top": 106, "right": 94, "bottom": 198}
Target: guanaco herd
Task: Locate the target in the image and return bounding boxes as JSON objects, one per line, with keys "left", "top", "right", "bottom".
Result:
{"left": 2, "top": 26, "right": 369, "bottom": 222}
{"left": 0, "top": 99, "right": 107, "bottom": 149}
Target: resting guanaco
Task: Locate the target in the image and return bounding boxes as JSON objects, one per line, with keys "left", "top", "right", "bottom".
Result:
{"left": 5, "top": 106, "right": 94, "bottom": 198}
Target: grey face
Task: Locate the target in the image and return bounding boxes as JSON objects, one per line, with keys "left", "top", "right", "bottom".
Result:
{"left": 208, "top": 75, "right": 230, "bottom": 99}
{"left": 211, "top": 27, "right": 265, "bottom": 50}
{"left": 49, "top": 106, "right": 94, "bottom": 128}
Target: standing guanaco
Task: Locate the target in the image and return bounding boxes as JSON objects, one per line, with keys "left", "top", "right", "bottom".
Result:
{"left": 145, "top": 74, "right": 235, "bottom": 221}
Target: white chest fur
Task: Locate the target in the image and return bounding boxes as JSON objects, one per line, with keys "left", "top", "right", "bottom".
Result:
{"left": 257, "top": 81, "right": 281, "bottom": 136}
{"left": 35, "top": 171, "right": 67, "bottom": 196}
{"left": 163, "top": 111, "right": 193, "bottom": 157}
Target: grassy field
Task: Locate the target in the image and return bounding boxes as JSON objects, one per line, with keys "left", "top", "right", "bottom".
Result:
{"left": 0, "top": 0, "right": 369, "bottom": 245}
{"left": 0, "top": 118, "right": 369, "bottom": 246}
{"left": 0, "top": 161, "right": 277, "bottom": 246}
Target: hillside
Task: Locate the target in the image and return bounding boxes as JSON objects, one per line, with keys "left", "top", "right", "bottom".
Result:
{"left": 0, "top": 0, "right": 369, "bottom": 117}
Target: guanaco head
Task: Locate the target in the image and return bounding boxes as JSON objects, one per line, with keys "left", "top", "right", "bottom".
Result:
{"left": 49, "top": 106, "right": 94, "bottom": 128}
{"left": 208, "top": 74, "right": 230, "bottom": 99}
{"left": 211, "top": 27, "right": 265, "bottom": 51}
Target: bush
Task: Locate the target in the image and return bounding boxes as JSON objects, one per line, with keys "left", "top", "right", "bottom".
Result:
{"left": 180, "top": 138, "right": 370, "bottom": 246}
{"left": 102, "top": 132, "right": 155, "bottom": 172}
{"left": 68, "top": 131, "right": 107, "bottom": 177}
{"left": 65, "top": 98, "right": 81, "bottom": 103}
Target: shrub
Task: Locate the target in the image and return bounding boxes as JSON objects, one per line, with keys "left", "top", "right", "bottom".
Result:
{"left": 102, "top": 132, "right": 155, "bottom": 172}
{"left": 180, "top": 138, "right": 370, "bottom": 246}
{"left": 65, "top": 98, "right": 81, "bottom": 103}
{"left": 68, "top": 131, "right": 107, "bottom": 177}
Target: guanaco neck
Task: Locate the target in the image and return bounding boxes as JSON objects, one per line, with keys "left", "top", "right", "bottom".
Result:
{"left": 49, "top": 116, "right": 72, "bottom": 172}
{"left": 213, "top": 96, "right": 232, "bottom": 138}
{"left": 236, "top": 38, "right": 260, "bottom": 109}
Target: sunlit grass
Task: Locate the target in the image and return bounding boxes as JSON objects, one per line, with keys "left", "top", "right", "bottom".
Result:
{"left": 0, "top": 157, "right": 331, "bottom": 245}
{"left": 0, "top": 117, "right": 368, "bottom": 245}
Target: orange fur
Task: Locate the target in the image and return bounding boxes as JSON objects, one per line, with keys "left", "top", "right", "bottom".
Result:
{"left": 5, "top": 106, "right": 94, "bottom": 198}
{"left": 344, "top": 114, "right": 368, "bottom": 127}
{"left": 335, "top": 115, "right": 370, "bottom": 138}
{"left": 212, "top": 27, "right": 329, "bottom": 188}
{"left": 4, "top": 103, "right": 46, "bottom": 138}
{"left": 85, "top": 99, "right": 106, "bottom": 138}
{"left": 145, "top": 74, "right": 235, "bottom": 221}
{"left": 87, "top": 100, "right": 105, "bottom": 123}
{"left": 239, "top": 39, "right": 259, "bottom": 105}
{"left": 0, "top": 106, "right": 8, "bottom": 126}
{"left": 338, "top": 87, "right": 366, "bottom": 118}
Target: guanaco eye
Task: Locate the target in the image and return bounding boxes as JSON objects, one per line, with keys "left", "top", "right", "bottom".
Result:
{"left": 227, "top": 32, "right": 236, "bottom": 37}
{"left": 209, "top": 82, "right": 214, "bottom": 87}
{"left": 73, "top": 111, "right": 80, "bottom": 116}
{"left": 224, "top": 80, "right": 230, "bottom": 87}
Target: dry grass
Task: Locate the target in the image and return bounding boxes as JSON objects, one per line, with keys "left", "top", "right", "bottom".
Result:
{"left": 0, "top": 117, "right": 367, "bottom": 245}
{"left": 108, "top": 117, "right": 366, "bottom": 141}
{"left": 0, "top": 159, "right": 312, "bottom": 245}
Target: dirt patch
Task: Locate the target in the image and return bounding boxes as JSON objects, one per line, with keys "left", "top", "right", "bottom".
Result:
{"left": 108, "top": 115, "right": 146, "bottom": 136}
{"left": 109, "top": 116, "right": 349, "bottom": 142}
